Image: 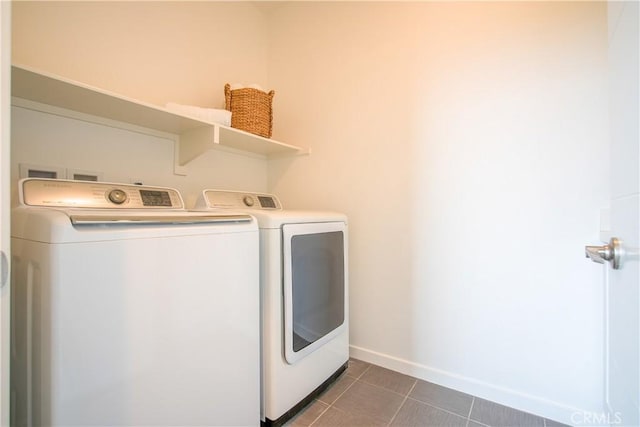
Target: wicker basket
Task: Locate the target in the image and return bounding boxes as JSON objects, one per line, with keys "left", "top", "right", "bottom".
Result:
{"left": 224, "top": 83, "right": 274, "bottom": 138}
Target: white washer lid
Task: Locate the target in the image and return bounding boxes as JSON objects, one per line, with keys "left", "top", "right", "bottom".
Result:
{"left": 11, "top": 207, "right": 256, "bottom": 243}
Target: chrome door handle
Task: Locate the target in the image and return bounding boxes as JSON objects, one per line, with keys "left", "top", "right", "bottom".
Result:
{"left": 585, "top": 237, "right": 622, "bottom": 270}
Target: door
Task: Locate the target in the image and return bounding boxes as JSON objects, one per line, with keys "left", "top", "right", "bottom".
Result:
{"left": 0, "top": 1, "right": 11, "bottom": 426}
{"left": 282, "top": 222, "right": 347, "bottom": 364}
{"left": 604, "top": 2, "right": 639, "bottom": 425}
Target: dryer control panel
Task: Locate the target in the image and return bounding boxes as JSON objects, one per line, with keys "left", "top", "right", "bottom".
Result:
{"left": 196, "top": 190, "right": 282, "bottom": 210}
{"left": 20, "top": 178, "right": 184, "bottom": 209}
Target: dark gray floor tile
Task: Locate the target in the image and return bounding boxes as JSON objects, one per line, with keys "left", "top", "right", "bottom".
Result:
{"left": 346, "top": 358, "right": 370, "bottom": 378}
{"left": 290, "top": 360, "right": 556, "bottom": 427}
{"left": 312, "top": 406, "right": 387, "bottom": 427}
{"left": 317, "top": 373, "right": 356, "bottom": 404}
{"left": 333, "top": 380, "right": 405, "bottom": 423}
{"left": 286, "top": 399, "right": 328, "bottom": 427}
{"left": 360, "top": 364, "right": 417, "bottom": 395}
{"left": 470, "top": 398, "right": 544, "bottom": 427}
{"left": 390, "top": 398, "right": 468, "bottom": 427}
{"left": 409, "top": 379, "right": 474, "bottom": 417}
{"left": 545, "top": 419, "right": 569, "bottom": 427}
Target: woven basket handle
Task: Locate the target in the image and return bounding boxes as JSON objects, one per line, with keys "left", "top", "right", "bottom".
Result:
{"left": 224, "top": 83, "right": 232, "bottom": 111}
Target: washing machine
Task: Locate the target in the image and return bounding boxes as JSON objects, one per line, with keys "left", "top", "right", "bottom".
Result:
{"left": 195, "top": 190, "right": 349, "bottom": 426}
{"left": 11, "top": 178, "right": 260, "bottom": 427}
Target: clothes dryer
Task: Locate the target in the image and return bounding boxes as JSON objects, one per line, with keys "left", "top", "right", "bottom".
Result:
{"left": 11, "top": 179, "right": 260, "bottom": 426}
{"left": 195, "top": 190, "right": 349, "bottom": 426}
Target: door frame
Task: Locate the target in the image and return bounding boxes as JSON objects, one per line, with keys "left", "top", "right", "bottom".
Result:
{"left": 0, "top": 1, "right": 12, "bottom": 425}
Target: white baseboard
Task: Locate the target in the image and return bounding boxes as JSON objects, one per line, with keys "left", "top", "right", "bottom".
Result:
{"left": 349, "top": 345, "right": 604, "bottom": 427}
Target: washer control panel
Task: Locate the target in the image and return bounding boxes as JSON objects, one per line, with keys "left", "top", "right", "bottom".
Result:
{"left": 20, "top": 179, "right": 184, "bottom": 209}
{"left": 197, "top": 190, "right": 282, "bottom": 210}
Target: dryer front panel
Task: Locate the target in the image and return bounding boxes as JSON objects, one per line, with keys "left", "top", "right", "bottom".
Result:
{"left": 282, "top": 221, "right": 347, "bottom": 364}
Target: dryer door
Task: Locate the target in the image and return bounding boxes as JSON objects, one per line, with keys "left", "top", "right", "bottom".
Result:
{"left": 282, "top": 222, "right": 347, "bottom": 364}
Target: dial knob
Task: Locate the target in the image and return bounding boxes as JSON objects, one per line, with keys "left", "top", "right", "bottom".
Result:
{"left": 108, "top": 189, "right": 128, "bottom": 204}
{"left": 242, "top": 196, "right": 255, "bottom": 207}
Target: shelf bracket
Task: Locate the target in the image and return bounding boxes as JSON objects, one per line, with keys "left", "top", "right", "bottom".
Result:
{"left": 177, "top": 125, "right": 219, "bottom": 166}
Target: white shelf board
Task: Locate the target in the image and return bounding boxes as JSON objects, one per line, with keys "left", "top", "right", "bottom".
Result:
{"left": 11, "top": 64, "right": 307, "bottom": 164}
{"left": 11, "top": 65, "right": 206, "bottom": 134}
{"left": 219, "top": 125, "right": 304, "bottom": 156}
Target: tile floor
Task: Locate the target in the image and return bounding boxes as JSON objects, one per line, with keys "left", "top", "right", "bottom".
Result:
{"left": 286, "top": 358, "right": 568, "bottom": 427}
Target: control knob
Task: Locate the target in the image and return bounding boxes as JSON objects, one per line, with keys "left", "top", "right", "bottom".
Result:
{"left": 108, "top": 189, "right": 128, "bottom": 205}
{"left": 243, "top": 196, "right": 255, "bottom": 207}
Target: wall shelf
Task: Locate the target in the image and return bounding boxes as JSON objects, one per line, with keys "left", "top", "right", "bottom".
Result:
{"left": 11, "top": 64, "right": 307, "bottom": 171}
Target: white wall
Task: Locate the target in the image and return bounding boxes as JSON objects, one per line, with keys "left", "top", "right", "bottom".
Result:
{"left": 11, "top": 1, "right": 272, "bottom": 202}
{"left": 267, "top": 3, "right": 609, "bottom": 424}
{"left": 10, "top": 106, "right": 268, "bottom": 207}
{"left": 12, "top": 1, "right": 269, "bottom": 108}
